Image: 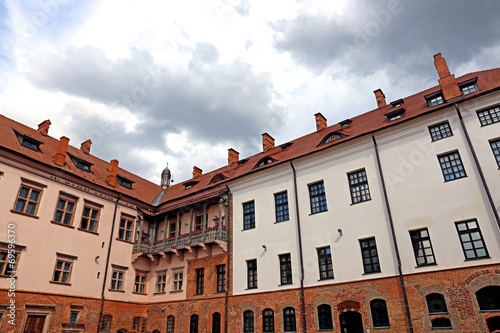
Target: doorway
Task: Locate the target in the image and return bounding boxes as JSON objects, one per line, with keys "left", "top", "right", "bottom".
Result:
{"left": 339, "top": 311, "right": 364, "bottom": 333}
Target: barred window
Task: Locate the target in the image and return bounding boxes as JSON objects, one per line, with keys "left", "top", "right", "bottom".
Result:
{"left": 438, "top": 151, "right": 466, "bottom": 181}
{"left": 429, "top": 122, "right": 453, "bottom": 141}
{"left": 477, "top": 106, "right": 500, "bottom": 126}
{"left": 348, "top": 169, "right": 371, "bottom": 204}
{"left": 309, "top": 181, "right": 327, "bottom": 214}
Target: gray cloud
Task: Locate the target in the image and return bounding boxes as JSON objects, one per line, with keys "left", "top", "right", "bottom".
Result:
{"left": 235, "top": 0, "right": 251, "bottom": 17}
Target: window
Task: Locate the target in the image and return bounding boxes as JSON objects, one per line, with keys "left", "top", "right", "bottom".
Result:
{"left": 490, "top": 139, "right": 500, "bottom": 168}
{"left": 190, "top": 314, "right": 198, "bottom": 333}
{"left": 275, "top": 191, "right": 289, "bottom": 222}
{"left": 132, "top": 317, "right": 147, "bottom": 333}
{"left": 279, "top": 253, "right": 292, "bottom": 285}
{"left": 69, "top": 311, "right": 78, "bottom": 324}
{"left": 212, "top": 312, "right": 221, "bottom": 333}
{"left": 370, "top": 299, "right": 390, "bottom": 327}
{"left": 360, "top": 238, "right": 381, "bottom": 274}
{"left": 322, "top": 131, "right": 346, "bottom": 144}
{"left": 68, "top": 153, "right": 93, "bottom": 172}
{"left": 52, "top": 257, "right": 73, "bottom": 284}
{"left": 426, "top": 293, "right": 448, "bottom": 313}
{"left": 169, "top": 221, "right": 176, "bottom": 238}
{"left": 283, "top": 307, "right": 296, "bottom": 332}
{"left": 438, "top": 151, "right": 466, "bottom": 181}
{"left": 156, "top": 272, "right": 166, "bottom": 293}
{"left": 195, "top": 216, "right": 202, "bottom": 231}
{"left": 431, "top": 318, "right": 452, "bottom": 328}
{"left": 110, "top": 270, "right": 125, "bottom": 291}
{"left": 21, "top": 136, "right": 41, "bottom": 151}
{"left": 117, "top": 175, "right": 133, "bottom": 189}
{"left": 410, "top": 228, "right": 436, "bottom": 266}
{"left": 317, "top": 247, "right": 334, "bottom": 280}
{"left": 429, "top": 122, "right": 453, "bottom": 141}
{"left": 243, "top": 201, "right": 255, "bottom": 230}
{"left": 243, "top": 310, "right": 254, "bottom": 332}
{"left": 134, "top": 271, "right": 147, "bottom": 294}
{"left": 456, "top": 220, "right": 489, "bottom": 259}
{"left": 217, "top": 265, "right": 226, "bottom": 293}
{"left": 195, "top": 268, "right": 204, "bottom": 295}
{"left": 262, "top": 309, "right": 274, "bottom": 332}
{"left": 14, "top": 184, "right": 42, "bottom": 216}
{"left": 53, "top": 194, "right": 77, "bottom": 225}
{"left": 0, "top": 250, "right": 17, "bottom": 276}
{"left": 80, "top": 203, "right": 100, "bottom": 233}
{"left": 476, "top": 286, "right": 500, "bottom": 310}
{"left": 309, "top": 181, "right": 327, "bottom": 214}
{"left": 318, "top": 304, "right": 333, "bottom": 330}
{"left": 256, "top": 157, "right": 275, "bottom": 168}
{"left": 339, "top": 119, "right": 352, "bottom": 128}
{"left": 477, "top": 106, "right": 500, "bottom": 126}
{"left": 172, "top": 270, "right": 183, "bottom": 291}
{"left": 247, "top": 260, "right": 257, "bottom": 289}
{"left": 118, "top": 216, "right": 134, "bottom": 241}
{"left": 428, "top": 94, "right": 444, "bottom": 107}
{"left": 385, "top": 109, "right": 405, "bottom": 122}
{"left": 391, "top": 99, "right": 404, "bottom": 108}
{"left": 461, "top": 84, "right": 477, "bottom": 95}
{"left": 23, "top": 315, "right": 46, "bottom": 333}
{"left": 348, "top": 169, "right": 371, "bottom": 204}
{"left": 166, "top": 316, "right": 175, "bottom": 333}
{"left": 100, "top": 315, "right": 112, "bottom": 332}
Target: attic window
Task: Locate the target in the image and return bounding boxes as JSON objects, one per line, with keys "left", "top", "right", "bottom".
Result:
{"left": 338, "top": 119, "right": 352, "bottom": 128}
{"left": 254, "top": 157, "right": 277, "bottom": 169}
{"left": 183, "top": 180, "right": 199, "bottom": 189}
{"left": 68, "top": 153, "right": 93, "bottom": 173}
{"left": 279, "top": 142, "right": 293, "bottom": 150}
{"left": 459, "top": 78, "right": 478, "bottom": 96}
{"left": 425, "top": 91, "right": 445, "bottom": 107}
{"left": 13, "top": 129, "right": 42, "bottom": 152}
{"left": 117, "top": 176, "right": 134, "bottom": 189}
{"left": 238, "top": 159, "right": 249, "bottom": 165}
{"left": 385, "top": 108, "right": 405, "bottom": 122}
{"left": 391, "top": 99, "right": 404, "bottom": 108}
{"left": 319, "top": 131, "right": 347, "bottom": 146}
{"left": 209, "top": 173, "right": 227, "bottom": 184}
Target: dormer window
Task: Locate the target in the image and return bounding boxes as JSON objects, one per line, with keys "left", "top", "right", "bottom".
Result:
{"left": 209, "top": 173, "right": 227, "bottom": 184}
{"left": 183, "top": 180, "right": 199, "bottom": 189}
{"left": 13, "top": 129, "right": 42, "bottom": 152}
{"left": 279, "top": 142, "right": 293, "bottom": 150}
{"left": 238, "top": 159, "right": 249, "bottom": 165}
{"left": 338, "top": 119, "right": 352, "bottom": 128}
{"left": 459, "top": 78, "right": 478, "bottom": 96}
{"left": 425, "top": 92, "right": 445, "bottom": 107}
{"left": 68, "top": 153, "right": 93, "bottom": 172}
{"left": 117, "top": 176, "right": 134, "bottom": 189}
{"left": 390, "top": 99, "right": 404, "bottom": 108}
{"left": 254, "top": 157, "right": 276, "bottom": 169}
{"left": 385, "top": 108, "right": 405, "bottom": 122}
{"left": 319, "top": 131, "right": 347, "bottom": 146}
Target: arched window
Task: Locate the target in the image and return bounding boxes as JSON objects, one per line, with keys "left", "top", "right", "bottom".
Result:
{"left": 262, "top": 308, "right": 274, "bottom": 332}
{"left": 243, "top": 310, "right": 254, "bottom": 332}
{"left": 370, "top": 299, "right": 390, "bottom": 327}
{"left": 431, "top": 318, "right": 452, "bottom": 328}
{"left": 152, "top": 330, "right": 160, "bottom": 333}
{"left": 426, "top": 293, "right": 448, "bottom": 313}
{"left": 476, "top": 286, "right": 500, "bottom": 310}
{"left": 319, "top": 131, "right": 347, "bottom": 146}
{"left": 100, "top": 315, "right": 112, "bottom": 331}
{"left": 318, "top": 304, "right": 333, "bottom": 329}
{"left": 283, "top": 307, "right": 296, "bottom": 332}
{"left": 166, "top": 316, "right": 175, "bottom": 333}
{"left": 190, "top": 314, "right": 198, "bottom": 333}
{"left": 212, "top": 312, "right": 221, "bottom": 333}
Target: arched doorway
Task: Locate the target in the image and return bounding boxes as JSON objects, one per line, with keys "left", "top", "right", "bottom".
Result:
{"left": 487, "top": 316, "right": 500, "bottom": 332}
{"left": 339, "top": 311, "right": 364, "bottom": 333}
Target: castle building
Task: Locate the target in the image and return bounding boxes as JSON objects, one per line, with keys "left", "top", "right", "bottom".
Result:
{"left": 1, "top": 53, "right": 500, "bottom": 333}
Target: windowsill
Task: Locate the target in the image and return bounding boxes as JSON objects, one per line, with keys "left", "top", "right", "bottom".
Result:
{"left": 443, "top": 176, "right": 468, "bottom": 183}
{"left": 274, "top": 219, "right": 290, "bottom": 224}
{"left": 51, "top": 220, "right": 75, "bottom": 229}
{"left": 479, "top": 309, "right": 500, "bottom": 312}
{"left": 0, "top": 274, "right": 16, "bottom": 279}
{"left": 318, "top": 277, "right": 334, "bottom": 281}
{"left": 170, "top": 290, "right": 183, "bottom": 293}
{"left": 431, "top": 135, "right": 454, "bottom": 142}
{"left": 350, "top": 198, "right": 372, "bottom": 206}
{"left": 241, "top": 228, "right": 255, "bottom": 231}
{"left": 431, "top": 327, "right": 452, "bottom": 330}
{"left": 153, "top": 291, "right": 166, "bottom": 295}
{"left": 132, "top": 292, "right": 147, "bottom": 295}
{"left": 362, "top": 271, "right": 382, "bottom": 275}
{"left": 50, "top": 280, "right": 71, "bottom": 286}
{"left": 216, "top": 290, "right": 225, "bottom": 294}
{"left": 78, "top": 228, "right": 99, "bottom": 235}
{"left": 245, "top": 287, "right": 258, "bottom": 290}
{"left": 464, "top": 256, "right": 491, "bottom": 261}
{"left": 194, "top": 293, "right": 204, "bottom": 296}
{"left": 373, "top": 326, "right": 391, "bottom": 330}
{"left": 108, "top": 289, "right": 125, "bottom": 293}
{"left": 415, "top": 263, "right": 438, "bottom": 268}
{"left": 278, "top": 283, "right": 293, "bottom": 287}
{"left": 309, "top": 210, "right": 328, "bottom": 216}
{"left": 10, "top": 209, "right": 39, "bottom": 219}
{"left": 115, "top": 238, "right": 134, "bottom": 244}
{"left": 429, "top": 312, "right": 448, "bottom": 315}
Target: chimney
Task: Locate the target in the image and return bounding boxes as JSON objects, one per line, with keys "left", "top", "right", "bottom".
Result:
{"left": 374, "top": 89, "right": 386, "bottom": 108}
{"left": 106, "top": 159, "right": 119, "bottom": 187}
{"left": 193, "top": 166, "right": 202, "bottom": 178}
{"left": 38, "top": 120, "right": 51, "bottom": 136}
{"left": 434, "top": 53, "right": 461, "bottom": 101}
{"left": 53, "top": 136, "right": 70, "bottom": 166}
{"left": 315, "top": 113, "right": 327, "bottom": 131}
{"left": 228, "top": 148, "right": 239, "bottom": 165}
{"left": 80, "top": 139, "right": 92, "bottom": 154}
{"left": 262, "top": 133, "right": 275, "bottom": 152}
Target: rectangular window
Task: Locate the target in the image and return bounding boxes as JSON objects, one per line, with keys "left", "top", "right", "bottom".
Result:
{"left": 195, "top": 268, "right": 204, "bottom": 295}
{"left": 110, "top": 270, "right": 125, "bottom": 291}
{"left": 461, "top": 84, "right": 477, "bottom": 96}
{"left": 429, "top": 95, "right": 444, "bottom": 107}
{"left": 195, "top": 216, "right": 202, "bottom": 231}
{"left": 247, "top": 260, "right": 257, "bottom": 289}
{"left": 69, "top": 311, "right": 78, "bottom": 324}
{"left": 490, "top": 139, "right": 500, "bottom": 168}
{"left": 80, "top": 202, "right": 100, "bottom": 233}
{"left": 156, "top": 272, "right": 166, "bottom": 293}
{"left": 118, "top": 216, "right": 134, "bottom": 241}
{"left": 21, "top": 137, "right": 41, "bottom": 151}
{"left": 477, "top": 106, "right": 500, "bottom": 126}
{"left": 456, "top": 220, "right": 489, "bottom": 260}
{"left": 14, "top": 185, "right": 42, "bottom": 216}
{"left": 410, "top": 228, "right": 436, "bottom": 266}
{"left": 53, "top": 194, "right": 77, "bottom": 225}
{"left": 0, "top": 250, "right": 17, "bottom": 276}
{"left": 172, "top": 270, "right": 183, "bottom": 291}
{"left": 52, "top": 258, "right": 73, "bottom": 284}
{"left": 243, "top": 201, "right": 255, "bottom": 230}
{"left": 134, "top": 271, "right": 147, "bottom": 294}
{"left": 317, "top": 247, "right": 334, "bottom": 280}
{"left": 438, "top": 151, "right": 467, "bottom": 181}
{"left": 279, "top": 254, "right": 292, "bottom": 285}
{"left": 274, "top": 191, "right": 289, "bottom": 222}
{"left": 360, "top": 238, "right": 381, "bottom": 274}
{"left": 348, "top": 169, "right": 371, "bottom": 204}
{"left": 23, "top": 315, "right": 46, "bottom": 333}
{"left": 429, "top": 122, "right": 453, "bottom": 141}
{"left": 216, "top": 265, "right": 226, "bottom": 293}
{"left": 309, "top": 181, "right": 327, "bottom": 214}
{"left": 169, "top": 222, "right": 176, "bottom": 238}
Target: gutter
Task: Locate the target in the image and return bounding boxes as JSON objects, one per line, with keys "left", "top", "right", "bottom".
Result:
{"left": 290, "top": 161, "right": 307, "bottom": 333}
{"left": 97, "top": 193, "right": 122, "bottom": 332}
{"left": 371, "top": 133, "right": 414, "bottom": 333}
{"left": 224, "top": 183, "right": 231, "bottom": 333}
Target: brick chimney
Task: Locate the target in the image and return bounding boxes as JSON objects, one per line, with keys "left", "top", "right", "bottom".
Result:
{"left": 262, "top": 133, "right": 275, "bottom": 151}
{"left": 315, "top": 113, "right": 327, "bottom": 131}
{"left": 228, "top": 148, "right": 239, "bottom": 165}
{"left": 53, "top": 136, "right": 69, "bottom": 166}
{"left": 193, "top": 166, "right": 202, "bottom": 178}
{"left": 374, "top": 89, "right": 386, "bottom": 108}
{"left": 434, "top": 53, "right": 461, "bottom": 101}
{"left": 80, "top": 139, "right": 92, "bottom": 154}
{"left": 38, "top": 120, "right": 51, "bottom": 136}
{"left": 106, "top": 159, "right": 119, "bottom": 187}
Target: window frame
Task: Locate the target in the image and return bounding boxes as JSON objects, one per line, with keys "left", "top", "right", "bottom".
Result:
{"left": 490, "top": 138, "right": 500, "bottom": 168}
{"left": 0, "top": 241, "right": 24, "bottom": 277}
{"left": 53, "top": 192, "right": 78, "bottom": 226}
{"left": 317, "top": 246, "right": 334, "bottom": 280}
{"left": 133, "top": 271, "right": 147, "bottom": 294}
{"left": 110, "top": 265, "right": 127, "bottom": 291}
{"left": 455, "top": 220, "right": 489, "bottom": 260}
{"left": 216, "top": 264, "right": 226, "bottom": 293}
{"left": 438, "top": 151, "right": 467, "bottom": 182}
{"left": 308, "top": 181, "right": 327, "bottom": 214}
{"left": 428, "top": 121, "right": 453, "bottom": 141}
{"left": 189, "top": 314, "right": 199, "bottom": 333}
{"left": 262, "top": 308, "right": 274, "bottom": 332}
{"left": 426, "top": 93, "right": 445, "bottom": 107}
{"left": 247, "top": 259, "right": 257, "bottom": 289}
{"left": 243, "top": 201, "right": 255, "bottom": 230}
{"left": 12, "top": 179, "right": 46, "bottom": 217}
{"left": 370, "top": 299, "right": 390, "bottom": 328}
{"left": 426, "top": 293, "right": 448, "bottom": 314}
{"left": 212, "top": 312, "right": 221, "bottom": 333}
{"left": 283, "top": 307, "right": 296, "bottom": 332}
{"left": 195, "top": 268, "right": 204, "bottom": 295}
{"left": 317, "top": 304, "right": 333, "bottom": 330}
{"left": 166, "top": 315, "right": 175, "bottom": 333}
{"left": 51, "top": 253, "right": 76, "bottom": 285}
{"left": 409, "top": 228, "right": 436, "bottom": 267}
{"left": 359, "top": 237, "right": 381, "bottom": 274}
{"left": 274, "top": 191, "right": 290, "bottom": 222}
{"left": 243, "top": 310, "right": 254, "bottom": 333}
{"left": 279, "top": 253, "right": 292, "bottom": 285}
{"left": 155, "top": 271, "right": 167, "bottom": 294}
{"left": 117, "top": 214, "right": 134, "bottom": 242}
{"left": 80, "top": 200, "right": 102, "bottom": 233}
{"left": 172, "top": 269, "right": 183, "bottom": 291}
{"left": 477, "top": 106, "right": 500, "bottom": 126}
{"left": 99, "top": 315, "right": 112, "bottom": 332}
{"left": 347, "top": 169, "right": 371, "bottom": 204}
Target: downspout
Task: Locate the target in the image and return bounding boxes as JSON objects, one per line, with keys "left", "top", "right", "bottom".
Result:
{"left": 454, "top": 103, "right": 500, "bottom": 228}
{"left": 371, "top": 133, "right": 414, "bottom": 333}
{"left": 290, "top": 161, "right": 307, "bottom": 333}
{"left": 224, "top": 183, "right": 231, "bottom": 333}
{"left": 97, "top": 193, "right": 122, "bottom": 333}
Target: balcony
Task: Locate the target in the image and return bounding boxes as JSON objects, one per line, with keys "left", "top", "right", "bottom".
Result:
{"left": 133, "top": 225, "right": 227, "bottom": 255}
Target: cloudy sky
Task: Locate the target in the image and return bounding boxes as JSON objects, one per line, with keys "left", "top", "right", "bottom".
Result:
{"left": 1, "top": 0, "right": 500, "bottom": 184}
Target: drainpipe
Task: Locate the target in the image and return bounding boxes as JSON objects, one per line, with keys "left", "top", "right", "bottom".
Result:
{"left": 454, "top": 103, "right": 500, "bottom": 228}
{"left": 224, "top": 184, "right": 231, "bottom": 333}
{"left": 290, "top": 161, "right": 307, "bottom": 333}
{"left": 371, "top": 133, "right": 414, "bottom": 333}
{"left": 97, "top": 193, "right": 121, "bottom": 333}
